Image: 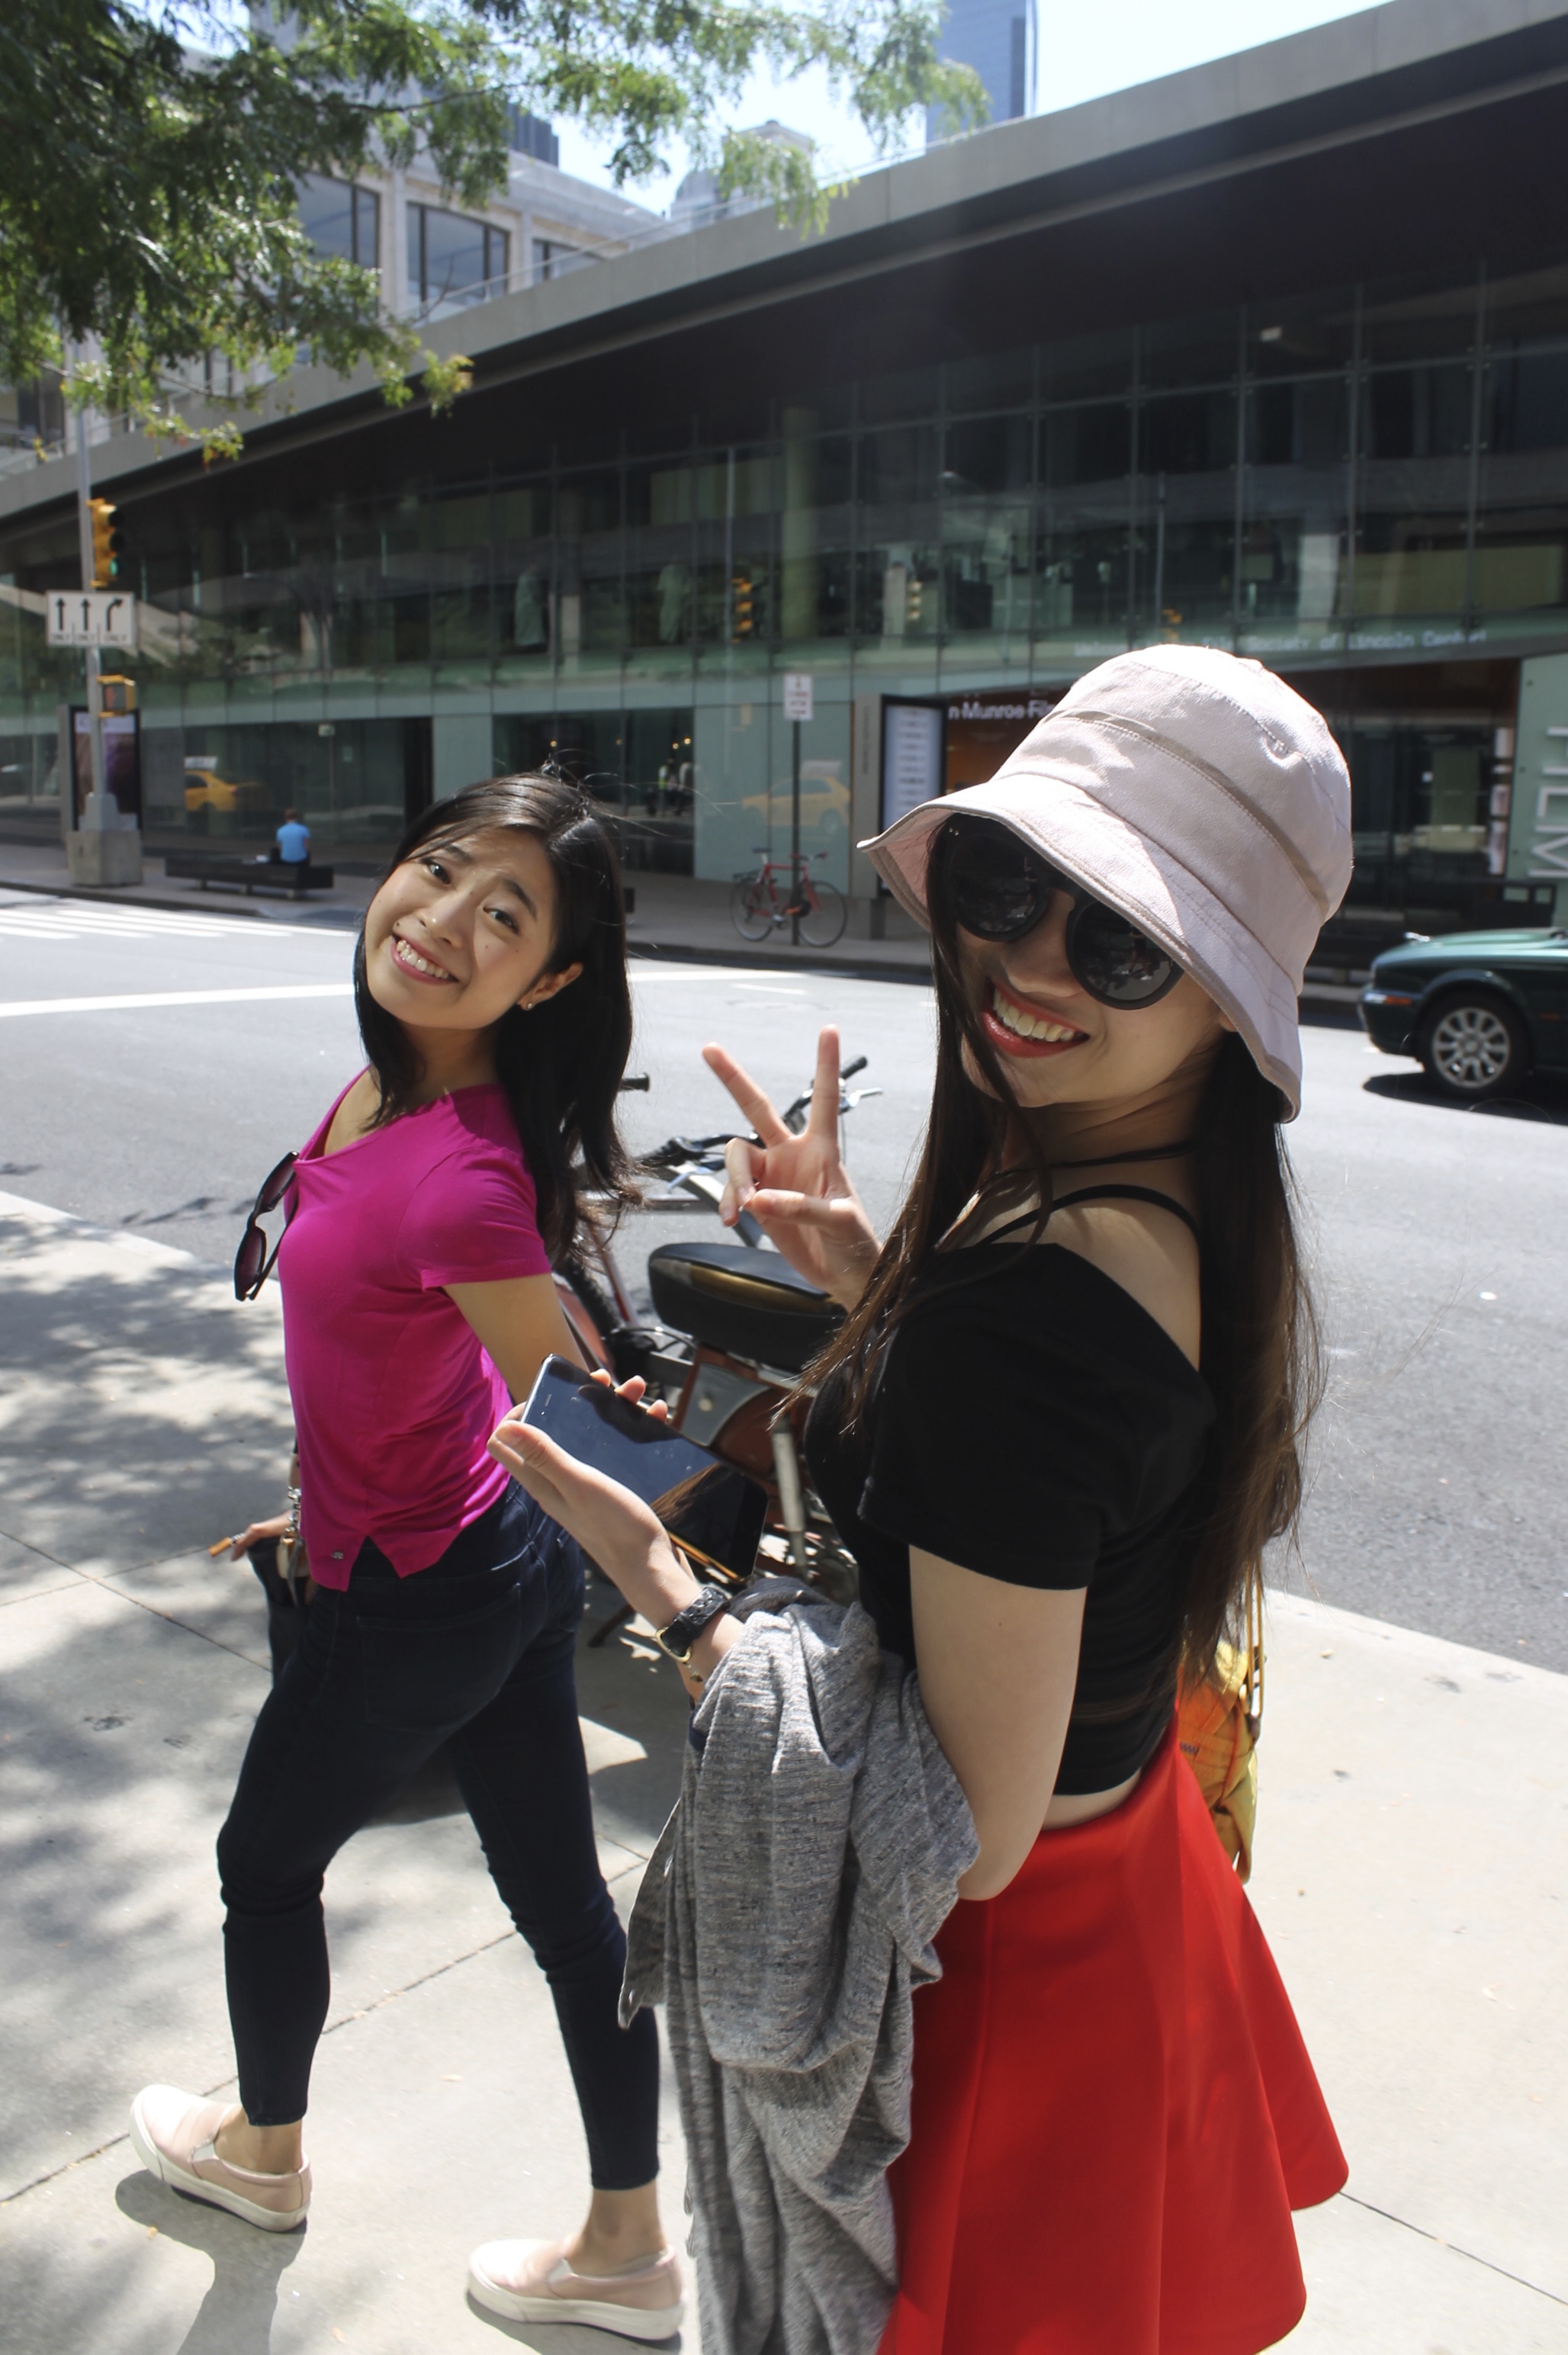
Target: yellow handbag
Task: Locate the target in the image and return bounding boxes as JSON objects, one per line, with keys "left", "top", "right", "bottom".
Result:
{"left": 1177, "top": 1568, "right": 1262, "bottom": 1883}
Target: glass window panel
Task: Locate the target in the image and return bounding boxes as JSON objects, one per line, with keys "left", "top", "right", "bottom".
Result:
{"left": 943, "top": 490, "right": 1032, "bottom": 653}
{"left": 1353, "top": 363, "right": 1474, "bottom": 618}
{"left": 1133, "top": 391, "right": 1237, "bottom": 638}
{"left": 1036, "top": 403, "right": 1133, "bottom": 652}
{"left": 1246, "top": 288, "right": 1359, "bottom": 378}
{"left": 776, "top": 381, "right": 854, "bottom": 430}
{"left": 1239, "top": 376, "right": 1351, "bottom": 647}
{"left": 1043, "top": 403, "right": 1132, "bottom": 488}
{"left": 378, "top": 493, "right": 431, "bottom": 672}
{"left": 1040, "top": 327, "right": 1133, "bottom": 403}
{"left": 1140, "top": 310, "right": 1238, "bottom": 390}
{"left": 859, "top": 364, "right": 940, "bottom": 426}
{"left": 555, "top": 470, "right": 622, "bottom": 673}
{"left": 1142, "top": 389, "right": 1235, "bottom": 476}
{"left": 1359, "top": 271, "right": 1482, "bottom": 364}
{"left": 626, "top": 461, "right": 696, "bottom": 663}
{"left": 858, "top": 424, "right": 941, "bottom": 651}
{"left": 495, "top": 480, "right": 554, "bottom": 676}
{"left": 296, "top": 175, "right": 379, "bottom": 268}
{"left": 778, "top": 420, "right": 852, "bottom": 651}
{"left": 945, "top": 414, "right": 1031, "bottom": 495}
{"left": 1474, "top": 352, "right": 1568, "bottom": 615}
{"left": 410, "top": 205, "right": 509, "bottom": 307}
{"left": 354, "top": 187, "right": 381, "bottom": 269}
{"left": 860, "top": 424, "right": 941, "bottom": 509}
{"left": 692, "top": 446, "right": 775, "bottom": 658}
{"left": 944, "top": 349, "right": 1033, "bottom": 415}
{"left": 617, "top": 708, "right": 696, "bottom": 873}
{"left": 1481, "top": 262, "right": 1568, "bottom": 354}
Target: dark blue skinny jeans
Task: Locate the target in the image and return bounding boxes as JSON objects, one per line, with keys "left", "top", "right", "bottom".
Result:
{"left": 215, "top": 1482, "right": 659, "bottom": 2187}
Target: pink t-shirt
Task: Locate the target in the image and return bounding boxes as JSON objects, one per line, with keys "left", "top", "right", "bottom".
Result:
{"left": 278, "top": 1078, "right": 553, "bottom": 1586}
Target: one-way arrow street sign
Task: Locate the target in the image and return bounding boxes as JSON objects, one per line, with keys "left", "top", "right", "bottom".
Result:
{"left": 46, "top": 590, "right": 138, "bottom": 651}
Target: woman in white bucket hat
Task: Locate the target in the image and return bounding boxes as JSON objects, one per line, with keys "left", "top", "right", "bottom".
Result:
{"left": 696, "top": 644, "right": 1354, "bottom": 2353}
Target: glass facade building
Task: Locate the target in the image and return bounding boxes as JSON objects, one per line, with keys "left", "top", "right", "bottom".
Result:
{"left": 5, "top": 4, "right": 1568, "bottom": 946}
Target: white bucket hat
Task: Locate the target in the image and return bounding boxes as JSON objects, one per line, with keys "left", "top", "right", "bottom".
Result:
{"left": 862, "top": 645, "right": 1353, "bottom": 1116}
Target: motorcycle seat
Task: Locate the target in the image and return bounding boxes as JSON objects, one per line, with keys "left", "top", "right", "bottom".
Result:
{"left": 647, "top": 1241, "right": 842, "bottom": 1376}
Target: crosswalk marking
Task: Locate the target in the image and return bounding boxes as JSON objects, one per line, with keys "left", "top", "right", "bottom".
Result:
{"left": 0, "top": 984, "right": 356, "bottom": 1018}
{"left": 0, "top": 898, "right": 326, "bottom": 942}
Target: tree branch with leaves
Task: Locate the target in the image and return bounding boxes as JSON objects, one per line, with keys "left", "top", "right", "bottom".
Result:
{"left": 0, "top": 0, "right": 985, "bottom": 454}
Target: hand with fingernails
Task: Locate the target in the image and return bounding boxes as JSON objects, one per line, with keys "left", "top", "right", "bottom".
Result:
{"left": 489, "top": 1372, "right": 741, "bottom": 1698}
{"left": 702, "top": 1026, "right": 880, "bottom": 1310}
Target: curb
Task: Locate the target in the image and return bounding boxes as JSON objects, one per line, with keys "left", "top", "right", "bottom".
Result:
{"left": 0, "top": 874, "right": 281, "bottom": 924}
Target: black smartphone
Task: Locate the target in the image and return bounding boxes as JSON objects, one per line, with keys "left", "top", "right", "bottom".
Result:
{"left": 519, "top": 1356, "right": 767, "bottom": 1584}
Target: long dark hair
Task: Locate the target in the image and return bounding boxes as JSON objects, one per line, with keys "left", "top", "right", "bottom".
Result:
{"left": 810, "top": 841, "right": 1322, "bottom": 1679}
{"left": 352, "top": 773, "right": 637, "bottom": 1265}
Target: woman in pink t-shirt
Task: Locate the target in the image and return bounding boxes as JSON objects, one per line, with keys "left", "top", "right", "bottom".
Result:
{"left": 130, "top": 774, "right": 685, "bottom": 2339}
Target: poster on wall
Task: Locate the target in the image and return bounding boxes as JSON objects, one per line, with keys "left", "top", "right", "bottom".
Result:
{"left": 880, "top": 699, "right": 945, "bottom": 834}
{"left": 72, "top": 708, "right": 142, "bottom": 827}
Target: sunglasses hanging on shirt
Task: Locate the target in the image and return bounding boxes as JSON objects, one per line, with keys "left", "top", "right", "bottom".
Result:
{"left": 234, "top": 1150, "right": 297, "bottom": 1302}
{"left": 931, "top": 817, "right": 1183, "bottom": 1009}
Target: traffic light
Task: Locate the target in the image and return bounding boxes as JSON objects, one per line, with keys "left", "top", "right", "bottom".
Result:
{"left": 88, "top": 497, "right": 124, "bottom": 586}
{"left": 98, "top": 675, "right": 136, "bottom": 716}
{"left": 731, "top": 573, "right": 755, "bottom": 638}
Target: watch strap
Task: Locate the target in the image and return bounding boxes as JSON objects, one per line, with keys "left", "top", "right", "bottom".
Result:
{"left": 653, "top": 1582, "right": 731, "bottom": 1664}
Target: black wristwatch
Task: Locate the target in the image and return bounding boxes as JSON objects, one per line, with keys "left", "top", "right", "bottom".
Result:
{"left": 652, "top": 1583, "right": 731, "bottom": 1666}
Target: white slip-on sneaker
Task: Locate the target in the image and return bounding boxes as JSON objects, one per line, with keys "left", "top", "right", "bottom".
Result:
{"left": 129, "top": 2085, "right": 310, "bottom": 2233}
{"left": 468, "top": 2238, "right": 683, "bottom": 2341}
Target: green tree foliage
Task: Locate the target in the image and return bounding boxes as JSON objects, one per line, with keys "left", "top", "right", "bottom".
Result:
{"left": 0, "top": 0, "right": 985, "bottom": 453}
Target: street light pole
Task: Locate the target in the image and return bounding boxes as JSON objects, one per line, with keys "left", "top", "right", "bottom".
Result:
{"left": 72, "top": 391, "right": 108, "bottom": 830}
{"left": 782, "top": 672, "right": 813, "bottom": 947}
{"left": 791, "top": 715, "right": 802, "bottom": 947}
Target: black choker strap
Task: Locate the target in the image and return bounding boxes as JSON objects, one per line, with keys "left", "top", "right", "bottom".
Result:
{"left": 1047, "top": 1139, "right": 1199, "bottom": 1171}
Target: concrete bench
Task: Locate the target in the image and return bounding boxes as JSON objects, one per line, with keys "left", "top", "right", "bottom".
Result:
{"left": 164, "top": 853, "right": 336, "bottom": 898}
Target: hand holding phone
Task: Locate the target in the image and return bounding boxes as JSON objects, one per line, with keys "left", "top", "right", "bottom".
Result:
{"left": 490, "top": 1359, "right": 766, "bottom": 1593}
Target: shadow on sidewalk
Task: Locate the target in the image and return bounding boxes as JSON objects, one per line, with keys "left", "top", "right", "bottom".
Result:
{"left": 113, "top": 2171, "right": 305, "bottom": 2355}
{"left": 0, "top": 1216, "right": 294, "bottom": 1573}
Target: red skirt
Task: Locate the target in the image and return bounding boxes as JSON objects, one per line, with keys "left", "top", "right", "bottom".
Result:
{"left": 879, "top": 1722, "right": 1346, "bottom": 2355}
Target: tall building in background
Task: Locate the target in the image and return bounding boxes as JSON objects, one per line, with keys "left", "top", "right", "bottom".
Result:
{"left": 927, "top": 0, "right": 1036, "bottom": 142}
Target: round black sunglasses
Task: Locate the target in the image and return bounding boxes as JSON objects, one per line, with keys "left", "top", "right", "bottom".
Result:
{"left": 234, "top": 1150, "right": 297, "bottom": 1301}
{"left": 931, "top": 817, "right": 1181, "bottom": 1010}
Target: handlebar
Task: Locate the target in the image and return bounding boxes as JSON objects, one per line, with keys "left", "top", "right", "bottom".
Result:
{"left": 639, "top": 1049, "right": 873, "bottom": 1174}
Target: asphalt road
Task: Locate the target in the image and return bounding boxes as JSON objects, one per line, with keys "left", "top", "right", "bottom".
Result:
{"left": 2, "top": 888, "right": 1563, "bottom": 1671}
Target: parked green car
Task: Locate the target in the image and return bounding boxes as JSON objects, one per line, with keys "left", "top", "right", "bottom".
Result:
{"left": 1359, "top": 926, "right": 1568, "bottom": 1102}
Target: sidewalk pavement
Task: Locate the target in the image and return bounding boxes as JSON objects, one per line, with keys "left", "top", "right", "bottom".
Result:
{"left": 1, "top": 1190, "right": 1563, "bottom": 2353}
{"left": 0, "top": 837, "right": 936, "bottom": 979}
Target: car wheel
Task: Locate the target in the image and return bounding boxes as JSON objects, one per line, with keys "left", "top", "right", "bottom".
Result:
{"left": 1418, "top": 993, "right": 1529, "bottom": 1103}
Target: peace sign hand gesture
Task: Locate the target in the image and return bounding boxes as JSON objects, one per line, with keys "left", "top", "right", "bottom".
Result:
{"left": 701, "top": 1025, "right": 882, "bottom": 1311}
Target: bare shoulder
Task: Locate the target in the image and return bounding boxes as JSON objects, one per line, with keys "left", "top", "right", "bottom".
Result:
{"left": 1043, "top": 1200, "right": 1201, "bottom": 1367}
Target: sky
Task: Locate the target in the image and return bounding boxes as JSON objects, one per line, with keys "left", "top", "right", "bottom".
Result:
{"left": 554, "top": 0, "right": 1390, "bottom": 207}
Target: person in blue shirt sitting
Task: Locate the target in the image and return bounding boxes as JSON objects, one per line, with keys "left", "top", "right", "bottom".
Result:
{"left": 275, "top": 811, "right": 310, "bottom": 868}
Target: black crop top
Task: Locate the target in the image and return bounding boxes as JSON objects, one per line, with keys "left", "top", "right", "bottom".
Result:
{"left": 804, "top": 1240, "right": 1216, "bottom": 1794}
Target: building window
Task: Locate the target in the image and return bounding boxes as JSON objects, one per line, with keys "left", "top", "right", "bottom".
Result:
{"left": 297, "top": 175, "right": 381, "bottom": 270}
{"left": 532, "top": 238, "right": 588, "bottom": 284}
{"left": 408, "top": 206, "right": 509, "bottom": 307}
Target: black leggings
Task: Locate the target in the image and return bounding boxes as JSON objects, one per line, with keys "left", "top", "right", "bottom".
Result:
{"left": 215, "top": 1483, "right": 660, "bottom": 2188}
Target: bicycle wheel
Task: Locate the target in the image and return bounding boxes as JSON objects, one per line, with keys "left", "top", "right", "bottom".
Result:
{"left": 796, "top": 879, "right": 847, "bottom": 947}
{"left": 731, "top": 876, "right": 774, "bottom": 941}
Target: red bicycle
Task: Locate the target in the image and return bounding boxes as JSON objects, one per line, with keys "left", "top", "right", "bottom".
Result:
{"left": 730, "top": 848, "right": 847, "bottom": 947}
